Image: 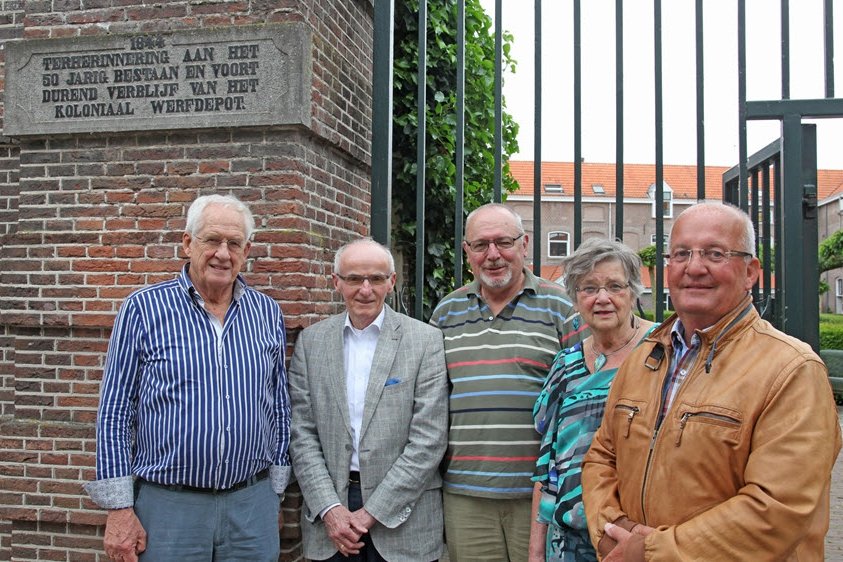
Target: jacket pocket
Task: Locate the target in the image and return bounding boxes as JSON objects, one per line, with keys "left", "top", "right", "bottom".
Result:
{"left": 612, "top": 399, "right": 648, "bottom": 439}
{"left": 674, "top": 405, "right": 742, "bottom": 446}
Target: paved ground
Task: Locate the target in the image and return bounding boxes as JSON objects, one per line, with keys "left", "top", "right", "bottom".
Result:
{"left": 826, "top": 405, "right": 843, "bottom": 561}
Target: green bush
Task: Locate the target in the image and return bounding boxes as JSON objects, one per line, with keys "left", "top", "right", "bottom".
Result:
{"left": 820, "top": 313, "right": 843, "bottom": 325}
{"left": 640, "top": 310, "right": 674, "bottom": 322}
{"left": 819, "top": 322, "right": 843, "bottom": 350}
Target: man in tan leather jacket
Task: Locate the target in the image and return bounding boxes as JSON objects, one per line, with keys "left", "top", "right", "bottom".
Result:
{"left": 582, "top": 203, "right": 842, "bottom": 561}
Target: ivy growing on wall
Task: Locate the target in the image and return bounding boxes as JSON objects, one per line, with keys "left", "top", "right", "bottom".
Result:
{"left": 391, "top": 0, "right": 521, "bottom": 319}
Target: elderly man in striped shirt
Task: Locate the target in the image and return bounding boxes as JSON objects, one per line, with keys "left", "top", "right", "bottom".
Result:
{"left": 431, "top": 203, "right": 586, "bottom": 562}
{"left": 85, "top": 194, "right": 290, "bottom": 562}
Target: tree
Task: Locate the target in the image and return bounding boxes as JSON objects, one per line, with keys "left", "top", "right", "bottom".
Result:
{"left": 638, "top": 244, "right": 658, "bottom": 287}
{"left": 392, "top": 0, "right": 520, "bottom": 319}
{"left": 819, "top": 229, "right": 843, "bottom": 273}
{"left": 637, "top": 244, "right": 658, "bottom": 270}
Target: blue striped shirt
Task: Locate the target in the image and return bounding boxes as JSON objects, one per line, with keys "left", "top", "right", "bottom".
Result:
{"left": 86, "top": 265, "right": 290, "bottom": 508}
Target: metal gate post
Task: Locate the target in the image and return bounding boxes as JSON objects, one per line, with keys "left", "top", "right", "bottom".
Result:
{"left": 371, "top": 0, "right": 394, "bottom": 246}
{"left": 780, "top": 121, "right": 819, "bottom": 351}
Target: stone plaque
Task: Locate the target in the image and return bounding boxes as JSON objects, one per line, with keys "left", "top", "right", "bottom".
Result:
{"left": 4, "top": 24, "right": 311, "bottom": 136}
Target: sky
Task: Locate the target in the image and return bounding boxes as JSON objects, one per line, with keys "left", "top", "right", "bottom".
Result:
{"left": 477, "top": 0, "right": 842, "bottom": 168}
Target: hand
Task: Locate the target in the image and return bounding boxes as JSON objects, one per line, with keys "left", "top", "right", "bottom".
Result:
{"left": 322, "top": 505, "right": 366, "bottom": 556}
{"left": 104, "top": 507, "right": 147, "bottom": 562}
{"left": 602, "top": 522, "right": 654, "bottom": 562}
{"left": 349, "top": 507, "right": 377, "bottom": 533}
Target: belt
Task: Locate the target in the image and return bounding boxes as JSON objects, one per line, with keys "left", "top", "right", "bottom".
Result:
{"left": 141, "top": 468, "right": 269, "bottom": 494}
{"left": 349, "top": 471, "right": 360, "bottom": 484}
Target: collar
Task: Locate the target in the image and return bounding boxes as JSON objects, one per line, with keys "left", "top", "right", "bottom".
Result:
{"left": 344, "top": 306, "right": 386, "bottom": 335}
{"left": 648, "top": 295, "right": 758, "bottom": 372}
{"left": 178, "top": 263, "right": 246, "bottom": 305}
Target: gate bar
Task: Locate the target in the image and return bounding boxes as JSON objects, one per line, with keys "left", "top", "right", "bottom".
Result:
{"left": 414, "top": 0, "right": 427, "bottom": 319}
{"left": 371, "top": 0, "right": 394, "bottom": 246}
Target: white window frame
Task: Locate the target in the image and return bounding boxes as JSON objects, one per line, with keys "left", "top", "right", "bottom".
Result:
{"left": 651, "top": 234, "right": 669, "bottom": 247}
{"left": 548, "top": 231, "right": 570, "bottom": 258}
{"left": 649, "top": 183, "right": 674, "bottom": 219}
{"left": 663, "top": 291, "right": 672, "bottom": 311}
{"left": 545, "top": 183, "right": 563, "bottom": 193}
{"left": 836, "top": 278, "right": 843, "bottom": 298}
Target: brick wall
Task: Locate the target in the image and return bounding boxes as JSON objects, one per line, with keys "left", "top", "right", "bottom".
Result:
{"left": 0, "top": 1, "right": 374, "bottom": 560}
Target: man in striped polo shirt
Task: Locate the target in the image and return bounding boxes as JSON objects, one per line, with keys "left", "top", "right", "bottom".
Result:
{"left": 85, "top": 194, "right": 290, "bottom": 562}
{"left": 431, "top": 203, "right": 585, "bottom": 562}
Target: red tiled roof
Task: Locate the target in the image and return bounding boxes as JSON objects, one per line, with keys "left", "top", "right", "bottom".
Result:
{"left": 819, "top": 169, "right": 843, "bottom": 201}
{"left": 509, "top": 161, "right": 843, "bottom": 201}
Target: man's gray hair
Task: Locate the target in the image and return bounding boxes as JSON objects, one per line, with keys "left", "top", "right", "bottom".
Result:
{"left": 333, "top": 238, "right": 396, "bottom": 274}
{"left": 185, "top": 194, "right": 255, "bottom": 240}
{"left": 465, "top": 203, "right": 525, "bottom": 236}
{"left": 670, "top": 202, "right": 756, "bottom": 255}
{"left": 562, "top": 237, "right": 645, "bottom": 302}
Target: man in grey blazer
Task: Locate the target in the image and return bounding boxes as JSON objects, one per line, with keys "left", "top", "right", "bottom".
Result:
{"left": 289, "top": 238, "right": 448, "bottom": 562}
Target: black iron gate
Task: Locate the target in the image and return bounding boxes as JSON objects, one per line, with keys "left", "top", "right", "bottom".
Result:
{"left": 370, "top": 0, "right": 840, "bottom": 348}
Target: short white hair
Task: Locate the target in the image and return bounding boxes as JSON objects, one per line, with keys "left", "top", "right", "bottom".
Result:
{"left": 185, "top": 194, "right": 255, "bottom": 239}
{"left": 333, "top": 238, "right": 396, "bottom": 274}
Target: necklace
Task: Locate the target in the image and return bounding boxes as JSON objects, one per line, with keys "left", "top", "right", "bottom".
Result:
{"left": 590, "top": 321, "right": 640, "bottom": 372}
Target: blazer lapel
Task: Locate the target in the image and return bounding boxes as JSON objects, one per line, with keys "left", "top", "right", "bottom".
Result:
{"left": 359, "top": 306, "right": 401, "bottom": 439}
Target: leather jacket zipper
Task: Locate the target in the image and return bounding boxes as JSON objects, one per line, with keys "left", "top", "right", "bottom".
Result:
{"left": 675, "top": 411, "right": 741, "bottom": 446}
{"left": 616, "top": 404, "right": 640, "bottom": 438}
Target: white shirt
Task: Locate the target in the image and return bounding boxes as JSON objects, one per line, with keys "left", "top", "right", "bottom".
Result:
{"left": 343, "top": 307, "right": 385, "bottom": 471}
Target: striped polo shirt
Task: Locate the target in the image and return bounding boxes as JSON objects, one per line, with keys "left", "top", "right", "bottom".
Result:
{"left": 431, "top": 269, "right": 586, "bottom": 499}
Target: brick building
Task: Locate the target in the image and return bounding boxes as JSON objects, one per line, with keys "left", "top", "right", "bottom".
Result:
{"left": 0, "top": 2, "right": 375, "bottom": 560}
{"left": 506, "top": 160, "right": 843, "bottom": 312}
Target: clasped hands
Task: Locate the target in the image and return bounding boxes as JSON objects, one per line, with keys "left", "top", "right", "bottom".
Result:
{"left": 598, "top": 518, "right": 655, "bottom": 562}
{"left": 323, "top": 505, "right": 376, "bottom": 557}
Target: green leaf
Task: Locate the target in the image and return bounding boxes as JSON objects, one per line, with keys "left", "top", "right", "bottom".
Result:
{"left": 391, "top": 0, "right": 521, "bottom": 320}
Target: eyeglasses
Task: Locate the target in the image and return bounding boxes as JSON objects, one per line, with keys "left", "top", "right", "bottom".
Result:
{"left": 336, "top": 273, "right": 392, "bottom": 286}
{"left": 576, "top": 283, "right": 630, "bottom": 297}
{"left": 197, "top": 236, "right": 247, "bottom": 253}
{"left": 664, "top": 248, "right": 753, "bottom": 265}
{"left": 465, "top": 234, "right": 524, "bottom": 253}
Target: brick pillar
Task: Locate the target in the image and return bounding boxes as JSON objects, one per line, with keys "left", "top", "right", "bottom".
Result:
{"left": 0, "top": 1, "right": 374, "bottom": 560}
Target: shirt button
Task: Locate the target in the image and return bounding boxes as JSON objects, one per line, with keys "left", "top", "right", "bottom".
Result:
{"left": 225, "top": 395, "right": 230, "bottom": 400}
{"left": 488, "top": 315, "right": 493, "bottom": 320}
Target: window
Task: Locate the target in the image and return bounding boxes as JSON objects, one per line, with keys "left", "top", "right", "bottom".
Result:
{"left": 548, "top": 231, "right": 570, "bottom": 258}
{"left": 663, "top": 291, "right": 672, "bottom": 312}
{"left": 651, "top": 234, "right": 669, "bottom": 248}
{"left": 648, "top": 183, "right": 674, "bottom": 218}
{"left": 544, "top": 183, "right": 563, "bottom": 193}
{"left": 592, "top": 183, "right": 605, "bottom": 195}
{"left": 836, "top": 278, "right": 843, "bottom": 298}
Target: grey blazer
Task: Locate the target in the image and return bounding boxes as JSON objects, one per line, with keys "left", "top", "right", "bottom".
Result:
{"left": 289, "top": 305, "right": 448, "bottom": 562}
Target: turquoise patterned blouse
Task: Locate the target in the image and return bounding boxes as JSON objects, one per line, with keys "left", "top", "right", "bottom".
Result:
{"left": 532, "top": 326, "right": 657, "bottom": 531}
